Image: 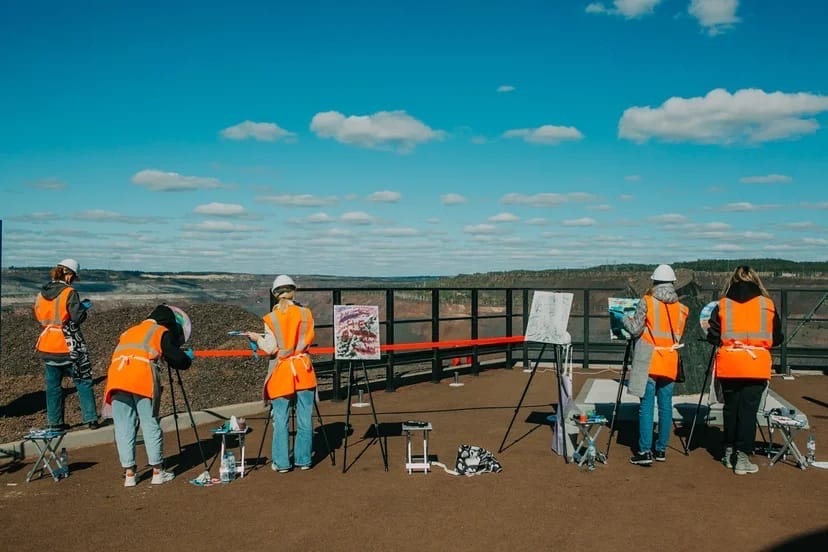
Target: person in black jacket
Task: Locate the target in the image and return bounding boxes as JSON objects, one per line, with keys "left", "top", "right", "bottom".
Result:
{"left": 104, "top": 305, "right": 193, "bottom": 487}
{"left": 706, "top": 266, "right": 783, "bottom": 474}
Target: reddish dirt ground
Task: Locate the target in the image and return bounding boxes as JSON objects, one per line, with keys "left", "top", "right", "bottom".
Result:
{"left": 1, "top": 369, "right": 826, "bottom": 552}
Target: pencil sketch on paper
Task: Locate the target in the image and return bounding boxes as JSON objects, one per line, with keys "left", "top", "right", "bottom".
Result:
{"left": 525, "top": 291, "right": 574, "bottom": 344}
{"left": 333, "top": 305, "right": 381, "bottom": 360}
{"left": 608, "top": 297, "right": 640, "bottom": 340}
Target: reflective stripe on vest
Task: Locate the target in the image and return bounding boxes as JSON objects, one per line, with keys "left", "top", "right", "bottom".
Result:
{"left": 111, "top": 321, "right": 162, "bottom": 369}
{"left": 715, "top": 296, "right": 775, "bottom": 379}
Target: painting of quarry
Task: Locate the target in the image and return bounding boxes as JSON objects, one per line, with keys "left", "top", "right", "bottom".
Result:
{"left": 524, "top": 291, "right": 573, "bottom": 344}
{"left": 608, "top": 297, "right": 640, "bottom": 340}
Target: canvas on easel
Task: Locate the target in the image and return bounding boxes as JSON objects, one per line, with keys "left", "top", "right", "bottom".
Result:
{"left": 524, "top": 291, "right": 575, "bottom": 459}
{"left": 334, "top": 305, "right": 381, "bottom": 360}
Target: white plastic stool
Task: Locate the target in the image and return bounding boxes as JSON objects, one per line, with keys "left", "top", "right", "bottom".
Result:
{"left": 402, "top": 421, "right": 432, "bottom": 474}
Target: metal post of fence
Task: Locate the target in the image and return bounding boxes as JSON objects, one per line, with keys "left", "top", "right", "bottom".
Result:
{"left": 780, "top": 289, "right": 790, "bottom": 378}
{"left": 431, "top": 289, "right": 442, "bottom": 383}
{"left": 582, "top": 289, "right": 591, "bottom": 370}
{"left": 471, "top": 288, "right": 479, "bottom": 376}
{"left": 385, "top": 289, "right": 396, "bottom": 391}
{"left": 505, "top": 288, "right": 513, "bottom": 369}
{"left": 522, "top": 289, "right": 530, "bottom": 370}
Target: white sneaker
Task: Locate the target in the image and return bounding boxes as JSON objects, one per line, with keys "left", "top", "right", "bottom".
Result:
{"left": 151, "top": 469, "right": 175, "bottom": 484}
{"left": 271, "top": 463, "right": 290, "bottom": 473}
{"left": 124, "top": 473, "right": 137, "bottom": 487}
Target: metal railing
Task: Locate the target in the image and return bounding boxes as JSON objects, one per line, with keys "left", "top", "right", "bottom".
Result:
{"left": 294, "top": 285, "right": 827, "bottom": 399}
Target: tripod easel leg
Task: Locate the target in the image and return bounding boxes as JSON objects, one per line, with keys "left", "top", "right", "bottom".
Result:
{"left": 255, "top": 404, "right": 273, "bottom": 471}
{"left": 170, "top": 367, "right": 210, "bottom": 473}
{"left": 553, "top": 344, "right": 570, "bottom": 464}
{"left": 342, "top": 361, "right": 354, "bottom": 473}
{"left": 166, "top": 366, "right": 183, "bottom": 457}
{"left": 605, "top": 339, "right": 633, "bottom": 458}
{"left": 684, "top": 346, "right": 717, "bottom": 455}
{"left": 342, "top": 361, "right": 387, "bottom": 472}
{"left": 499, "top": 343, "right": 547, "bottom": 453}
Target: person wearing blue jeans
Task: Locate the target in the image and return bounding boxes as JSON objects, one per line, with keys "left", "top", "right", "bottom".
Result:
{"left": 271, "top": 389, "right": 315, "bottom": 470}
{"left": 623, "top": 264, "right": 688, "bottom": 466}
{"left": 111, "top": 392, "right": 164, "bottom": 470}
{"left": 638, "top": 377, "right": 675, "bottom": 459}
{"left": 45, "top": 361, "right": 98, "bottom": 427}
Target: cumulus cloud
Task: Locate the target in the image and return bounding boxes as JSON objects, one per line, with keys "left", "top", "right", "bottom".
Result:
{"left": 526, "top": 217, "right": 549, "bottom": 225}
{"left": 562, "top": 217, "right": 597, "bottom": 227}
{"left": 619, "top": 88, "right": 828, "bottom": 144}
{"left": 9, "top": 211, "right": 56, "bottom": 222}
{"left": 132, "top": 169, "right": 223, "bottom": 192}
{"left": 367, "top": 190, "right": 401, "bottom": 202}
{"left": 497, "top": 85, "right": 515, "bottom": 93}
{"left": 501, "top": 193, "right": 566, "bottom": 206}
{"left": 502, "top": 125, "right": 584, "bottom": 144}
{"left": 624, "top": 175, "right": 641, "bottom": 182}
{"left": 183, "top": 221, "right": 260, "bottom": 233}
{"left": 194, "top": 202, "right": 247, "bottom": 216}
{"left": 310, "top": 110, "right": 445, "bottom": 150}
{"left": 300, "top": 212, "right": 334, "bottom": 224}
{"left": 648, "top": 213, "right": 688, "bottom": 224}
{"left": 219, "top": 120, "right": 295, "bottom": 142}
{"left": 488, "top": 212, "right": 520, "bottom": 223}
{"left": 441, "top": 193, "right": 467, "bottom": 205}
{"left": 256, "top": 194, "right": 337, "bottom": 207}
{"left": 720, "top": 202, "right": 776, "bottom": 212}
{"left": 688, "top": 0, "right": 740, "bottom": 35}
{"left": 376, "top": 227, "right": 420, "bottom": 236}
{"left": 470, "top": 136, "right": 488, "bottom": 144}
{"left": 464, "top": 224, "right": 498, "bottom": 235}
{"left": 739, "top": 174, "right": 792, "bottom": 184}
{"left": 585, "top": 0, "right": 662, "bottom": 18}
{"left": 71, "top": 209, "right": 156, "bottom": 224}
{"left": 341, "top": 211, "right": 376, "bottom": 224}
{"left": 28, "top": 178, "right": 67, "bottom": 190}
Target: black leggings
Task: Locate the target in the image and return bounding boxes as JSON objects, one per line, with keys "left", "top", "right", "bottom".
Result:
{"left": 720, "top": 378, "right": 767, "bottom": 455}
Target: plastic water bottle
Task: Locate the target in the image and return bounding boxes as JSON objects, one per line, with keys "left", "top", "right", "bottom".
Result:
{"left": 219, "top": 453, "right": 230, "bottom": 482}
{"left": 58, "top": 447, "right": 69, "bottom": 477}
{"left": 226, "top": 451, "right": 236, "bottom": 481}
{"left": 806, "top": 434, "right": 816, "bottom": 464}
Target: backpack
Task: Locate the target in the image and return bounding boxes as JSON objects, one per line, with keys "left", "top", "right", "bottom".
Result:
{"left": 434, "top": 444, "right": 503, "bottom": 476}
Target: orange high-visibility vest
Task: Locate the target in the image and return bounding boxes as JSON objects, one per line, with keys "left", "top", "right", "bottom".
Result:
{"left": 715, "top": 296, "right": 775, "bottom": 380}
{"left": 262, "top": 303, "right": 316, "bottom": 400}
{"left": 641, "top": 295, "right": 688, "bottom": 380}
{"left": 104, "top": 320, "right": 166, "bottom": 404}
{"left": 33, "top": 286, "right": 73, "bottom": 355}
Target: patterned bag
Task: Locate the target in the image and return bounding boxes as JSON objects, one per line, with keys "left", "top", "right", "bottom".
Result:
{"left": 450, "top": 445, "right": 503, "bottom": 476}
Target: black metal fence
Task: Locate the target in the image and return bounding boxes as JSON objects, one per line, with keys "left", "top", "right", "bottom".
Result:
{"left": 295, "top": 285, "right": 827, "bottom": 399}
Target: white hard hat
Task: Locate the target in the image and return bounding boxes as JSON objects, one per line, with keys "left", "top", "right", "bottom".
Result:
{"left": 651, "top": 264, "right": 676, "bottom": 282}
{"left": 57, "top": 258, "right": 80, "bottom": 276}
{"left": 271, "top": 274, "right": 296, "bottom": 292}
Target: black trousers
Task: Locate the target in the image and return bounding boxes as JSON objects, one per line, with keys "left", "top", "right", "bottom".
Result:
{"left": 720, "top": 378, "right": 767, "bottom": 455}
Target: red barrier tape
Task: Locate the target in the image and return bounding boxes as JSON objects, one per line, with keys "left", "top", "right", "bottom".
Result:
{"left": 194, "top": 335, "right": 526, "bottom": 359}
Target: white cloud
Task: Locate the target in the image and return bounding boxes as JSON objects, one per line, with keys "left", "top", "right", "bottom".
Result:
{"left": 619, "top": 88, "right": 828, "bottom": 144}
{"left": 194, "top": 202, "right": 246, "bottom": 216}
{"left": 568, "top": 192, "right": 598, "bottom": 201}
{"left": 562, "top": 217, "right": 597, "bottom": 227}
{"left": 426, "top": 217, "right": 440, "bottom": 224}
{"left": 497, "top": 85, "right": 515, "bottom": 93}
{"left": 648, "top": 213, "right": 688, "bottom": 224}
{"left": 721, "top": 202, "right": 774, "bottom": 212}
{"left": 71, "top": 209, "right": 155, "bottom": 224}
{"left": 310, "top": 110, "right": 445, "bottom": 150}
{"left": 367, "top": 190, "right": 401, "bottom": 203}
{"left": 464, "top": 224, "right": 498, "bottom": 235}
{"left": 300, "top": 213, "right": 334, "bottom": 224}
{"left": 28, "top": 178, "right": 67, "bottom": 190}
{"left": 620, "top": 194, "right": 634, "bottom": 201}
{"left": 585, "top": 0, "right": 661, "bottom": 18}
{"left": 501, "top": 193, "right": 566, "bottom": 206}
{"left": 526, "top": 217, "right": 549, "bottom": 225}
{"left": 376, "top": 227, "right": 420, "bottom": 236}
{"left": 256, "top": 194, "right": 337, "bottom": 207}
{"left": 9, "top": 211, "right": 56, "bottom": 222}
{"left": 183, "top": 221, "right": 259, "bottom": 233}
{"left": 688, "top": 0, "right": 740, "bottom": 36}
{"left": 712, "top": 243, "right": 744, "bottom": 251}
{"left": 132, "top": 169, "right": 223, "bottom": 192}
{"left": 340, "top": 211, "right": 376, "bottom": 225}
{"left": 441, "top": 193, "right": 467, "bottom": 205}
{"left": 488, "top": 212, "right": 520, "bottom": 223}
{"left": 739, "top": 174, "right": 792, "bottom": 184}
{"left": 624, "top": 175, "right": 641, "bottom": 182}
{"left": 219, "top": 120, "right": 295, "bottom": 142}
{"left": 588, "top": 204, "right": 613, "bottom": 211}
{"left": 503, "top": 125, "right": 584, "bottom": 144}
{"left": 470, "top": 136, "right": 488, "bottom": 144}
{"left": 800, "top": 202, "right": 828, "bottom": 209}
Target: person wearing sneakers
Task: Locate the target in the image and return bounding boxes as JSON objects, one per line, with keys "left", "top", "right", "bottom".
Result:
{"left": 104, "top": 305, "right": 194, "bottom": 486}
{"left": 247, "top": 275, "right": 317, "bottom": 473}
{"left": 706, "top": 266, "right": 783, "bottom": 475}
{"left": 33, "top": 258, "right": 100, "bottom": 430}
{"left": 623, "top": 264, "right": 688, "bottom": 466}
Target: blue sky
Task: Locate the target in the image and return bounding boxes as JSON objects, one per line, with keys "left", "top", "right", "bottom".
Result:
{"left": 2, "top": 0, "right": 827, "bottom": 277}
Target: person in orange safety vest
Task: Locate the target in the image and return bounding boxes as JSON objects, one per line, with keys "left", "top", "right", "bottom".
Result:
{"left": 33, "top": 258, "right": 99, "bottom": 430}
{"left": 622, "top": 264, "right": 688, "bottom": 466}
{"left": 104, "top": 304, "right": 193, "bottom": 487}
{"left": 706, "top": 266, "right": 783, "bottom": 475}
{"left": 247, "top": 275, "right": 317, "bottom": 473}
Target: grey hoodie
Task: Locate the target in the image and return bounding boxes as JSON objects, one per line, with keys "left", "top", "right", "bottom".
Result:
{"left": 622, "top": 283, "right": 681, "bottom": 398}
